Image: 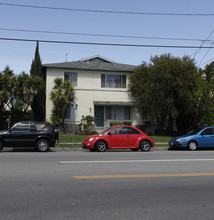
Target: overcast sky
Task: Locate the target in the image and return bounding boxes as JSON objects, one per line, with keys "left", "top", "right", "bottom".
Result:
{"left": 0, "top": 0, "right": 214, "bottom": 74}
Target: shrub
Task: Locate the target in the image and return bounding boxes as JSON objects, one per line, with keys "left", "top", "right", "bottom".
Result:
{"left": 110, "top": 121, "right": 124, "bottom": 126}
{"left": 123, "top": 121, "right": 132, "bottom": 126}
{"left": 110, "top": 121, "right": 132, "bottom": 126}
{"left": 136, "top": 125, "right": 146, "bottom": 132}
{"left": 78, "top": 115, "right": 95, "bottom": 134}
{"left": 86, "top": 130, "right": 98, "bottom": 135}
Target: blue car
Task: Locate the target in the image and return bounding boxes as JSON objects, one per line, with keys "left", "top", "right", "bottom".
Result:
{"left": 169, "top": 127, "right": 214, "bottom": 151}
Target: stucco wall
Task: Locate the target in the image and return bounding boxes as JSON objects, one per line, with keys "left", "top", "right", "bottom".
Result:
{"left": 45, "top": 67, "right": 141, "bottom": 126}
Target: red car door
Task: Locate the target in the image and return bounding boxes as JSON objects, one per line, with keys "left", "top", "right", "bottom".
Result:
{"left": 108, "top": 127, "right": 128, "bottom": 148}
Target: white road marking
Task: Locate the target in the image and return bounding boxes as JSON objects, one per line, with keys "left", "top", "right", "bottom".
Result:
{"left": 73, "top": 173, "right": 214, "bottom": 179}
{"left": 59, "top": 158, "right": 214, "bottom": 164}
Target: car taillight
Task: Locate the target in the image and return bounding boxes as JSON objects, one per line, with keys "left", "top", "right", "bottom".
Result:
{"left": 52, "top": 133, "right": 55, "bottom": 138}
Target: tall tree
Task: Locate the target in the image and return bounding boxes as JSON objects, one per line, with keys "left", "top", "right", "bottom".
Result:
{"left": 129, "top": 54, "right": 214, "bottom": 135}
{"left": 50, "top": 78, "right": 74, "bottom": 127}
{"left": 0, "top": 66, "right": 15, "bottom": 129}
{"left": 204, "top": 61, "right": 214, "bottom": 84}
{"left": 30, "top": 41, "right": 45, "bottom": 121}
{"left": 16, "top": 72, "right": 44, "bottom": 113}
{"left": 30, "top": 41, "right": 43, "bottom": 77}
{"left": 0, "top": 66, "right": 44, "bottom": 129}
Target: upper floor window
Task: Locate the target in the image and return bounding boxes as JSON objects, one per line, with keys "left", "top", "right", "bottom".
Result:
{"left": 101, "top": 74, "right": 126, "bottom": 88}
{"left": 64, "top": 72, "right": 77, "bottom": 86}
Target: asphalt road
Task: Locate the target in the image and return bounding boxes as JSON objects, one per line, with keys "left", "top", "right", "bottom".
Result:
{"left": 1, "top": 149, "right": 214, "bottom": 220}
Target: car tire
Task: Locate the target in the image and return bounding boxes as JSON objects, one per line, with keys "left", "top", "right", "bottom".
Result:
{"left": 139, "top": 140, "right": 151, "bottom": 152}
{"left": 35, "top": 139, "right": 49, "bottom": 152}
{"left": 95, "top": 140, "right": 107, "bottom": 152}
{"left": 187, "top": 140, "right": 197, "bottom": 151}
{"left": 0, "top": 140, "right": 3, "bottom": 152}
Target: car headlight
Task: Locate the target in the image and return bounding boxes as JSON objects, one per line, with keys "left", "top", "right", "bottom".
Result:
{"left": 89, "top": 137, "right": 94, "bottom": 142}
{"left": 176, "top": 138, "right": 183, "bottom": 142}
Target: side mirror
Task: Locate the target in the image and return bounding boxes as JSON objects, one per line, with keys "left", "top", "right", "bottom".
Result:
{"left": 108, "top": 131, "right": 112, "bottom": 136}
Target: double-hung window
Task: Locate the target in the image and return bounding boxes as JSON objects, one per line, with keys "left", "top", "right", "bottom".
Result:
{"left": 101, "top": 74, "right": 126, "bottom": 88}
{"left": 64, "top": 72, "right": 77, "bottom": 86}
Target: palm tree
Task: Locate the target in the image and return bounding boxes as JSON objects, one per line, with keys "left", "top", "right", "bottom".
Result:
{"left": 50, "top": 78, "right": 74, "bottom": 127}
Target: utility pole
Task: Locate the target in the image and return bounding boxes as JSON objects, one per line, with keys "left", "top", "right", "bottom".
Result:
{"left": 72, "top": 94, "right": 76, "bottom": 147}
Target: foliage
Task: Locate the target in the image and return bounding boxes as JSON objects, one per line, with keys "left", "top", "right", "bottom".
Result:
{"left": 110, "top": 122, "right": 124, "bottom": 126}
{"left": 50, "top": 78, "right": 74, "bottom": 126}
{"left": 110, "top": 121, "right": 132, "bottom": 126}
{"left": 30, "top": 42, "right": 43, "bottom": 77}
{"left": 78, "top": 115, "right": 95, "bottom": 134}
{"left": 86, "top": 130, "right": 98, "bottom": 135}
{"left": 129, "top": 54, "right": 214, "bottom": 135}
{"left": 203, "top": 61, "right": 214, "bottom": 84}
{"left": 30, "top": 41, "right": 45, "bottom": 121}
{"left": 16, "top": 72, "right": 44, "bottom": 112}
{"left": 0, "top": 66, "right": 44, "bottom": 129}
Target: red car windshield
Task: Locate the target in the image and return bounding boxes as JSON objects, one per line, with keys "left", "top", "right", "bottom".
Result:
{"left": 99, "top": 127, "right": 111, "bottom": 135}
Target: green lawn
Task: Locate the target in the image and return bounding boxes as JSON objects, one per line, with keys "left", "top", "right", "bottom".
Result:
{"left": 57, "top": 134, "right": 172, "bottom": 148}
{"left": 151, "top": 136, "right": 172, "bottom": 143}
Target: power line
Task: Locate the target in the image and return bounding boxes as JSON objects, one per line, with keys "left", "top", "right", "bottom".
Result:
{"left": 0, "top": 2, "right": 214, "bottom": 16}
{"left": 0, "top": 27, "right": 213, "bottom": 43}
{"left": 200, "top": 58, "right": 214, "bottom": 66}
{"left": 192, "top": 30, "right": 214, "bottom": 59}
{"left": 1, "top": 37, "right": 214, "bottom": 49}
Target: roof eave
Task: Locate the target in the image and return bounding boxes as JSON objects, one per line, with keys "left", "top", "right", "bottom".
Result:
{"left": 42, "top": 65, "right": 134, "bottom": 72}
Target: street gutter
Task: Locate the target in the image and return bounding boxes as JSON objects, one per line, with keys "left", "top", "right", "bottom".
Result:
{"left": 54, "top": 143, "right": 169, "bottom": 151}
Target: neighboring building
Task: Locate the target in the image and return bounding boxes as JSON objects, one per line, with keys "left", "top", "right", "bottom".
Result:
{"left": 43, "top": 55, "right": 145, "bottom": 132}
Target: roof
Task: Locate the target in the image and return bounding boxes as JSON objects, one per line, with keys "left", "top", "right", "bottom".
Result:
{"left": 43, "top": 55, "right": 137, "bottom": 72}
{"left": 80, "top": 55, "right": 115, "bottom": 63}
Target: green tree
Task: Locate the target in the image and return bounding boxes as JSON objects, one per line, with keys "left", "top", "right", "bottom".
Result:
{"left": 0, "top": 66, "right": 15, "bottom": 128}
{"left": 16, "top": 72, "right": 44, "bottom": 113}
{"left": 0, "top": 67, "right": 44, "bottom": 129}
{"left": 30, "top": 41, "right": 45, "bottom": 121}
{"left": 50, "top": 78, "right": 74, "bottom": 127}
{"left": 129, "top": 54, "right": 214, "bottom": 135}
{"left": 204, "top": 61, "right": 214, "bottom": 83}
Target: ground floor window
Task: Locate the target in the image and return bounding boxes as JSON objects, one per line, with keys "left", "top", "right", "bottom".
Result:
{"left": 106, "top": 106, "right": 130, "bottom": 120}
{"left": 94, "top": 105, "right": 131, "bottom": 127}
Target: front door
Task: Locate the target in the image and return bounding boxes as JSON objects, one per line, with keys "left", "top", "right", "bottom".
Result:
{"left": 94, "top": 106, "right": 104, "bottom": 127}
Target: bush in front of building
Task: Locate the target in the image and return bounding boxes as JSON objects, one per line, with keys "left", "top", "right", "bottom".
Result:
{"left": 110, "top": 121, "right": 132, "bottom": 126}
{"left": 78, "top": 115, "right": 95, "bottom": 134}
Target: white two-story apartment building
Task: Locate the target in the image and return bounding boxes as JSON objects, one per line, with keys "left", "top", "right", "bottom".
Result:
{"left": 43, "top": 55, "right": 144, "bottom": 132}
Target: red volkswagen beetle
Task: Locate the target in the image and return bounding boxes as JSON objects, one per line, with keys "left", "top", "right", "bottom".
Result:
{"left": 83, "top": 125, "right": 154, "bottom": 152}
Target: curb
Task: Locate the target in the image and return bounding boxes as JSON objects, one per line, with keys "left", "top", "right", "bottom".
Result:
{"left": 53, "top": 146, "right": 170, "bottom": 152}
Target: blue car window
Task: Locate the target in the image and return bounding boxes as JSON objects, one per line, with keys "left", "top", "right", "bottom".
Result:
{"left": 202, "top": 128, "right": 214, "bottom": 135}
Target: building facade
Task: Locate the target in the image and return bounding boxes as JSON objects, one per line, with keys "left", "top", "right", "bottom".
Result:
{"left": 43, "top": 56, "right": 143, "bottom": 132}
